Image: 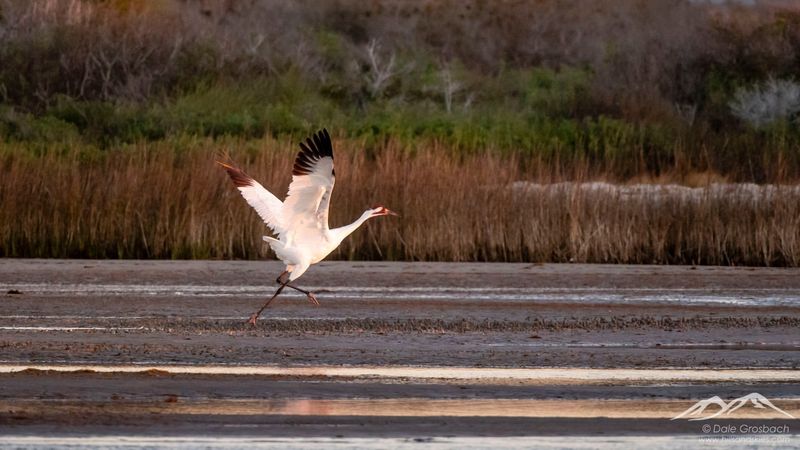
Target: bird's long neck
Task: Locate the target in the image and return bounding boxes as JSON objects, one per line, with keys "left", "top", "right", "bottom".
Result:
{"left": 330, "top": 210, "right": 373, "bottom": 244}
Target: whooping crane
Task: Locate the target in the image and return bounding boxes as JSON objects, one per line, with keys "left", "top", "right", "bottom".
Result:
{"left": 218, "top": 128, "right": 398, "bottom": 325}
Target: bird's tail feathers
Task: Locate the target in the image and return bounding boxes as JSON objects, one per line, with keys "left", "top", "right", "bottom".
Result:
{"left": 263, "top": 237, "right": 307, "bottom": 275}
{"left": 288, "top": 263, "right": 310, "bottom": 281}
{"left": 263, "top": 236, "right": 291, "bottom": 261}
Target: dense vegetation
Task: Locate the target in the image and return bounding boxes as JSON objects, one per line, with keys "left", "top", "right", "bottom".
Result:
{"left": 3, "top": 140, "right": 799, "bottom": 265}
{"left": 2, "top": 0, "right": 800, "bottom": 179}
{"left": 1, "top": 0, "right": 800, "bottom": 263}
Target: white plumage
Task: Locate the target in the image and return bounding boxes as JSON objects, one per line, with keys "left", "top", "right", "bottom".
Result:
{"left": 218, "top": 128, "right": 397, "bottom": 324}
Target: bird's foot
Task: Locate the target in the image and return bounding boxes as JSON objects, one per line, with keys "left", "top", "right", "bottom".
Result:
{"left": 247, "top": 313, "right": 259, "bottom": 326}
{"left": 307, "top": 292, "right": 320, "bottom": 306}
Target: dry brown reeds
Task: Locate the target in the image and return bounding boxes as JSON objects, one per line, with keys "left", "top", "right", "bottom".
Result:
{"left": 1, "top": 137, "right": 798, "bottom": 266}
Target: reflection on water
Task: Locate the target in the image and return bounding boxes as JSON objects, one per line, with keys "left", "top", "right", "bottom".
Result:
{"left": 11, "top": 397, "right": 781, "bottom": 420}
{"left": 106, "top": 398, "right": 797, "bottom": 419}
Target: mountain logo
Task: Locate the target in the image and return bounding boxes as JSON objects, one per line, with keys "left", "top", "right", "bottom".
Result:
{"left": 671, "top": 393, "right": 795, "bottom": 421}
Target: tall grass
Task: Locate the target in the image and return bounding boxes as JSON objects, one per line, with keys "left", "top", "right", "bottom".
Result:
{"left": 2, "top": 137, "right": 798, "bottom": 266}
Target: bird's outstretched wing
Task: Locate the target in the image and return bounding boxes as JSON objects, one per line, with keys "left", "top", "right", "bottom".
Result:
{"left": 217, "top": 161, "right": 285, "bottom": 235}
{"left": 282, "top": 129, "right": 335, "bottom": 238}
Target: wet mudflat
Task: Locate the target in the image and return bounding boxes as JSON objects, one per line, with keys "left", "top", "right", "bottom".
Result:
{"left": 0, "top": 260, "right": 799, "bottom": 447}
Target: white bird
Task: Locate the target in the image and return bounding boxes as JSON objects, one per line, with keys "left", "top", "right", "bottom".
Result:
{"left": 218, "top": 128, "right": 398, "bottom": 325}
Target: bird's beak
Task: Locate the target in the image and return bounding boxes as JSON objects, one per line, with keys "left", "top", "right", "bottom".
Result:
{"left": 386, "top": 209, "right": 400, "bottom": 217}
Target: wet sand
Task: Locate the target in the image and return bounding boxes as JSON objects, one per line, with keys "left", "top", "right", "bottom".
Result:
{"left": 1, "top": 259, "right": 799, "bottom": 445}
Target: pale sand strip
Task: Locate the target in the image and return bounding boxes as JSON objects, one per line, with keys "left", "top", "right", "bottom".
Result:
{"left": 1, "top": 364, "right": 799, "bottom": 383}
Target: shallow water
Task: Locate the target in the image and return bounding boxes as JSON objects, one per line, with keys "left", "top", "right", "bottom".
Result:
{"left": 2, "top": 435, "right": 798, "bottom": 450}
{"left": 3, "top": 282, "right": 798, "bottom": 307}
{"left": 2, "top": 261, "right": 799, "bottom": 443}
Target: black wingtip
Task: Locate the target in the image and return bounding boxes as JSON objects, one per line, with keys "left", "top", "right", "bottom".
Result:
{"left": 312, "top": 128, "right": 333, "bottom": 158}
{"left": 292, "top": 128, "right": 334, "bottom": 176}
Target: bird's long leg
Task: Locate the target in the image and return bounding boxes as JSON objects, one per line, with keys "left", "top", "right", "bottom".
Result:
{"left": 283, "top": 283, "right": 319, "bottom": 305}
{"left": 275, "top": 271, "right": 289, "bottom": 284}
{"left": 275, "top": 271, "right": 320, "bottom": 305}
{"left": 248, "top": 282, "right": 288, "bottom": 326}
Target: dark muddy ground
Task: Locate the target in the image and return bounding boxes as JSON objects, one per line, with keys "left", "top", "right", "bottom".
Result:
{"left": 0, "top": 260, "right": 798, "bottom": 444}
